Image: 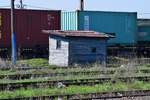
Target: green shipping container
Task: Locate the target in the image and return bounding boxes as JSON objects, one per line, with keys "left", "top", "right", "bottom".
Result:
{"left": 138, "top": 19, "right": 150, "bottom": 42}
{"left": 61, "top": 11, "right": 78, "bottom": 30}
{"left": 61, "top": 11, "right": 137, "bottom": 46}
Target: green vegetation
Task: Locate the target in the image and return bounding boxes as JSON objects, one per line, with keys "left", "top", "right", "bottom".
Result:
{"left": 0, "top": 65, "right": 150, "bottom": 80}
{"left": 0, "top": 58, "right": 150, "bottom": 99}
{"left": 144, "top": 64, "right": 150, "bottom": 67}
{"left": 17, "top": 57, "right": 150, "bottom": 68}
{"left": 0, "top": 58, "right": 150, "bottom": 83}
{"left": 0, "top": 58, "right": 150, "bottom": 70}
{"left": 0, "top": 66, "right": 103, "bottom": 75}
{"left": 0, "top": 81, "right": 150, "bottom": 99}
{"left": 17, "top": 58, "right": 50, "bottom": 67}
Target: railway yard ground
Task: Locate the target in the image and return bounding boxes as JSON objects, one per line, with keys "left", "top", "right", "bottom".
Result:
{"left": 0, "top": 57, "right": 150, "bottom": 99}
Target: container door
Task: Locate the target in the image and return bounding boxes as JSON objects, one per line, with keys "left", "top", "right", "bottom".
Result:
{"left": 30, "top": 11, "right": 40, "bottom": 47}
{"left": 39, "top": 11, "right": 53, "bottom": 46}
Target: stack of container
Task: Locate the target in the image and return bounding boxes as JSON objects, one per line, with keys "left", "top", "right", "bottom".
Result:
{"left": 61, "top": 10, "right": 137, "bottom": 46}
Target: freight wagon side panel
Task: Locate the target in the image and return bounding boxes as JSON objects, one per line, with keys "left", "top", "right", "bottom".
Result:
{"left": 138, "top": 25, "right": 150, "bottom": 41}
{"left": 0, "top": 9, "right": 61, "bottom": 49}
{"left": 78, "top": 11, "right": 137, "bottom": 45}
{"left": 16, "top": 10, "right": 61, "bottom": 48}
{"left": 15, "top": 10, "right": 33, "bottom": 48}
{"left": 0, "top": 9, "right": 11, "bottom": 48}
{"left": 39, "top": 10, "right": 61, "bottom": 47}
{"left": 61, "top": 11, "right": 78, "bottom": 31}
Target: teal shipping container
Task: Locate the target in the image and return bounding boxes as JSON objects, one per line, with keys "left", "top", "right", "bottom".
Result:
{"left": 138, "top": 19, "right": 150, "bottom": 42}
{"left": 61, "top": 11, "right": 137, "bottom": 46}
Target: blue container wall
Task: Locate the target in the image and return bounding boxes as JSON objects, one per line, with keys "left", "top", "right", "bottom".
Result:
{"left": 61, "top": 11, "right": 78, "bottom": 30}
{"left": 78, "top": 11, "right": 137, "bottom": 45}
{"left": 138, "top": 25, "right": 150, "bottom": 41}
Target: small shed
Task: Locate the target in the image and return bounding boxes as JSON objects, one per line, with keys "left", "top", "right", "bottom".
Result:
{"left": 43, "top": 30, "right": 113, "bottom": 66}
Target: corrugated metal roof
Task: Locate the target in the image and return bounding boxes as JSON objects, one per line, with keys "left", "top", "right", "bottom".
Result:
{"left": 43, "top": 30, "right": 114, "bottom": 38}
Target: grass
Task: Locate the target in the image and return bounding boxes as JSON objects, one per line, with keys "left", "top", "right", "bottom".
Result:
{"left": 0, "top": 65, "right": 150, "bottom": 80}
{"left": 0, "top": 81, "right": 150, "bottom": 99}
{"left": 18, "top": 58, "right": 50, "bottom": 67}
{"left": 0, "top": 58, "right": 150, "bottom": 72}
{"left": 144, "top": 64, "right": 150, "bottom": 67}
{"left": 0, "top": 58, "right": 57, "bottom": 68}
{"left": 1, "top": 61, "right": 150, "bottom": 76}
{"left": 0, "top": 58, "right": 150, "bottom": 99}
{"left": 0, "top": 58, "right": 150, "bottom": 85}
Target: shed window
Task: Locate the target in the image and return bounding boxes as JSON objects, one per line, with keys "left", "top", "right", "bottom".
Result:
{"left": 56, "top": 40, "right": 61, "bottom": 49}
{"left": 91, "top": 47, "right": 97, "bottom": 53}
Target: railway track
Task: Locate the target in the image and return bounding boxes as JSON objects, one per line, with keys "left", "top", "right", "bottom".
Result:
{"left": 2, "top": 90, "right": 150, "bottom": 100}
{"left": 0, "top": 70, "right": 115, "bottom": 80}
{"left": 0, "top": 75, "right": 150, "bottom": 91}
{"left": 0, "top": 63, "right": 146, "bottom": 70}
{"left": 0, "top": 67, "right": 150, "bottom": 80}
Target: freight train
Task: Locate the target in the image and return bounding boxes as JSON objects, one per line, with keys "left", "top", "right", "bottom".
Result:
{"left": 0, "top": 9, "right": 60, "bottom": 57}
{"left": 137, "top": 19, "right": 150, "bottom": 57}
{"left": 0, "top": 8, "right": 149, "bottom": 57}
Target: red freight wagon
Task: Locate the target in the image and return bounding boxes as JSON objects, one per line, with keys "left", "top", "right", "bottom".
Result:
{"left": 0, "top": 9, "right": 60, "bottom": 57}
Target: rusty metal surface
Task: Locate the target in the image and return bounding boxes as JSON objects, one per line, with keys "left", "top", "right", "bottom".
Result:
{"left": 43, "top": 30, "right": 114, "bottom": 38}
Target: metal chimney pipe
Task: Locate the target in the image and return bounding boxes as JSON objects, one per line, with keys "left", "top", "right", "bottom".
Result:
{"left": 80, "top": 0, "right": 84, "bottom": 11}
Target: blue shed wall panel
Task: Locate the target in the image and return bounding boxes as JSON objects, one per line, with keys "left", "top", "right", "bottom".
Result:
{"left": 69, "top": 37, "right": 107, "bottom": 64}
{"left": 78, "top": 11, "right": 137, "bottom": 45}
{"left": 138, "top": 26, "right": 150, "bottom": 41}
